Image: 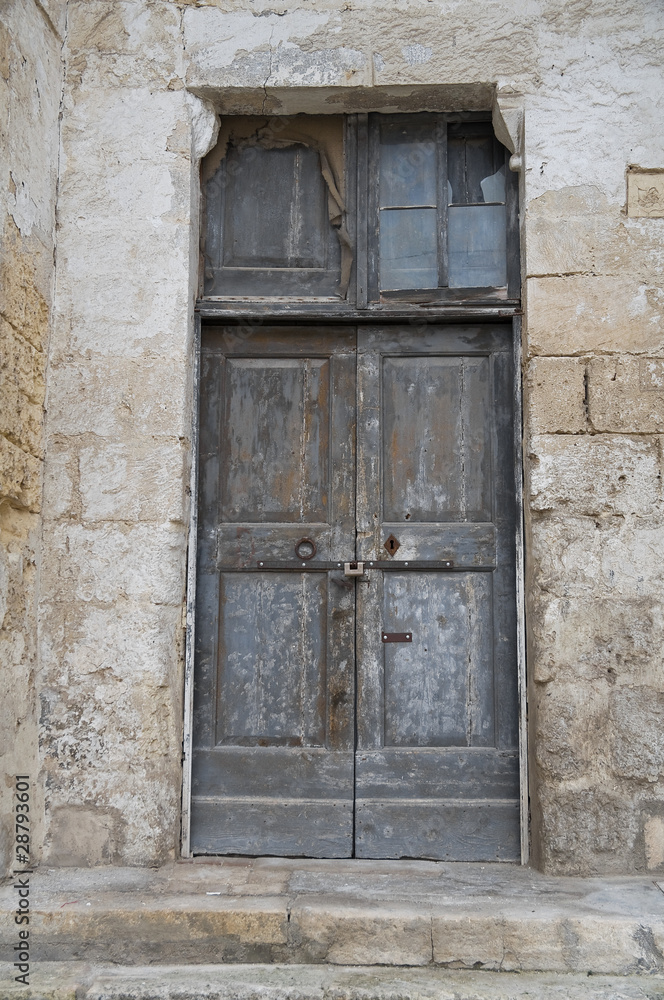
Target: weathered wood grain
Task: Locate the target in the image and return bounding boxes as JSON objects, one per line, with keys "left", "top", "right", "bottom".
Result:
{"left": 191, "top": 327, "right": 356, "bottom": 856}
{"left": 192, "top": 322, "right": 518, "bottom": 860}
{"left": 355, "top": 798, "right": 520, "bottom": 861}
{"left": 355, "top": 323, "right": 518, "bottom": 860}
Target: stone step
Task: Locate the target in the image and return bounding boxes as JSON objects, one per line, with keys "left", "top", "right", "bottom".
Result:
{"left": 2, "top": 963, "right": 664, "bottom": 1000}
{"left": 1, "top": 860, "right": 663, "bottom": 974}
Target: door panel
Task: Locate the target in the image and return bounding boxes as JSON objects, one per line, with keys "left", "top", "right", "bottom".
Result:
{"left": 215, "top": 571, "right": 328, "bottom": 747}
{"left": 222, "top": 357, "right": 330, "bottom": 524}
{"left": 355, "top": 324, "right": 519, "bottom": 861}
{"left": 191, "top": 326, "right": 356, "bottom": 857}
{"left": 382, "top": 355, "right": 492, "bottom": 522}
{"left": 382, "top": 571, "right": 494, "bottom": 748}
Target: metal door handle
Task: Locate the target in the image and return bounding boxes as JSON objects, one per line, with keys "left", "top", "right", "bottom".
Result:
{"left": 344, "top": 561, "right": 365, "bottom": 577}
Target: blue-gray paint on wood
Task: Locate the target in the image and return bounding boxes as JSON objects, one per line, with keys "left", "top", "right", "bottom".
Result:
{"left": 192, "top": 323, "right": 518, "bottom": 860}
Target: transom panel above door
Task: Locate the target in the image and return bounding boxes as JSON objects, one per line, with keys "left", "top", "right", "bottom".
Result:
{"left": 191, "top": 323, "right": 519, "bottom": 861}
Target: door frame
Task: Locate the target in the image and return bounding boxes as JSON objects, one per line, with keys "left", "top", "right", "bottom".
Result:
{"left": 180, "top": 314, "right": 529, "bottom": 863}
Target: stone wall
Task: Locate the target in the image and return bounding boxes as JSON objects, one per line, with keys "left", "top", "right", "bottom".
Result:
{"left": 36, "top": 1, "right": 219, "bottom": 867}
{"left": 0, "top": 0, "right": 63, "bottom": 877}
{"left": 21, "top": 0, "right": 664, "bottom": 872}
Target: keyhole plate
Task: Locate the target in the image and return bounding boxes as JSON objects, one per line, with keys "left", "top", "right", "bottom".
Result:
{"left": 384, "top": 534, "right": 400, "bottom": 556}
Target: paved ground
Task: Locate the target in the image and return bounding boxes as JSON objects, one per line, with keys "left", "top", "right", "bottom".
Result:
{"left": 1, "top": 859, "right": 663, "bottom": 972}
{"left": 1, "top": 963, "right": 664, "bottom": 1000}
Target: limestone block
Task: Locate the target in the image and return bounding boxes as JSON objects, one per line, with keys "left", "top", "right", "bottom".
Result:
{"left": 533, "top": 681, "right": 609, "bottom": 781}
{"left": 66, "top": 1, "right": 181, "bottom": 86}
{"left": 432, "top": 915, "right": 504, "bottom": 969}
{"left": 537, "top": 786, "right": 639, "bottom": 875}
{"left": 77, "top": 438, "right": 186, "bottom": 523}
{"left": 39, "top": 600, "right": 181, "bottom": 687}
{"left": 43, "top": 775, "right": 182, "bottom": 868}
{"left": 525, "top": 357, "right": 586, "bottom": 434}
{"left": 644, "top": 815, "right": 664, "bottom": 869}
{"left": 0, "top": 315, "right": 44, "bottom": 395}
{"left": 59, "top": 157, "right": 190, "bottom": 227}
{"left": 525, "top": 186, "right": 609, "bottom": 278}
{"left": 290, "top": 903, "right": 432, "bottom": 965}
{"left": 610, "top": 687, "right": 664, "bottom": 783}
{"left": 58, "top": 88, "right": 189, "bottom": 186}
{"left": 529, "top": 513, "right": 664, "bottom": 599}
{"left": 183, "top": 8, "right": 367, "bottom": 92}
{"left": 46, "top": 805, "right": 122, "bottom": 866}
{"left": 588, "top": 356, "right": 664, "bottom": 432}
{"left": 46, "top": 359, "right": 189, "bottom": 439}
{"left": 433, "top": 913, "right": 658, "bottom": 974}
{"left": 1, "top": 3, "right": 62, "bottom": 241}
{"left": 54, "top": 221, "right": 193, "bottom": 353}
{"left": 0, "top": 435, "right": 41, "bottom": 511}
{"left": 28, "top": 897, "right": 290, "bottom": 961}
{"left": 593, "top": 217, "right": 664, "bottom": 282}
{"left": 0, "top": 380, "right": 43, "bottom": 459}
{"left": 525, "top": 187, "right": 664, "bottom": 282}
{"left": 0, "top": 318, "right": 44, "bottom": 451}
{"left": 526, "top": 277, "right": 664, "bottom": 357}
{"left": 183, "top": 3, "right": 536, "bottom": 102}
{"left": 0, "top": 235, "right": 50, "bottom": 351}
{"left": 528, "top": 594, "right": 664, "bottom": 688}
{"left": 41, "top": 522, "right": 186, "bottom": 606}
{"left": 528, "top": 434, "right": 661, "bottom": 517}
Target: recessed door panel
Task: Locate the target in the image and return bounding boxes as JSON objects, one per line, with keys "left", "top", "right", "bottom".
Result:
{"left": 222, "top": 358, "right": 330, "bottom": 523}
{"left": 382, "top": 356, "right": 492, "bottom": 522}
{"left": 216, "top": 571, "right": 327, "bottom": 747}
{"left": 382, "top": 571, "right": 494, "bottom": 748}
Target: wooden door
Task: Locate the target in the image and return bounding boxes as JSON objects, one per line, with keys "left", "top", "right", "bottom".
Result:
{"left": 191, "top": 323, "right": 519, "bottom": 860}
{"left": 191, "top": 326, "right": 356, "bottom": 857}
{"left": 355, "top": 325, "right": 520, "bottom": 860}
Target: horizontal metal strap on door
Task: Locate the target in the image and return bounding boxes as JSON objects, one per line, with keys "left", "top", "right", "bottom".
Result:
{"left": 213, "top": 560, "right": 492, "bottom": 572}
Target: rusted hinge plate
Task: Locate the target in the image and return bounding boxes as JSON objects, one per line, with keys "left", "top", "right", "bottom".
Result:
{"left": 382, "top": 632, "right": 412, "bottom": 643}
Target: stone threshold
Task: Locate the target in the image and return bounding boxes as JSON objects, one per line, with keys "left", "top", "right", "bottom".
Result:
{"left": 2, "top": 964, "right": 664, "bottom": 1000}
{"left": 1, "top": 859, "right": 663, "bottom": 973}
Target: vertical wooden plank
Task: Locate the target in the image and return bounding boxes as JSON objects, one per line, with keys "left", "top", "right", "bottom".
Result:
{"left": 366, "top": 116, "right": 381, "bottom": 303}
{"left": 330, "top": 349, "right": 357, "bottom": 561}
{"left": 437, "top": 114, "right": 449, "bottom": 288}
{"left": 490, "top": 348, "right": 519, "bottom": 753}
{"left": 345, "top": 114, "right": 359, "bottom": 308}
{"left": 513, "top": 313, "right": 529, "bottom": 865}
{"left": 356, "top": 330, "right": 383, "bottom": 750}
{"left": 181, "top": 313, "right": 201, "bottom": 858}
{"left": 354, "top": 114, "right": 368, "bottom": 308}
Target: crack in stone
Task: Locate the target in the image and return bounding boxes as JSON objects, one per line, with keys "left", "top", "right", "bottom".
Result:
{"left": 262, "top": 28, "right": 275, "bottom": 115}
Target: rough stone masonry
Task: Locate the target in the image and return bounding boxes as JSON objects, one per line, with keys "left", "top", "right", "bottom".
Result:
{"left": 1, "top": 0, "right": 663, "bottom": 876}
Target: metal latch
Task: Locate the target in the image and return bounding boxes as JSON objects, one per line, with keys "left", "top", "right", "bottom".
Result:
{"left": 344, "top": 561, "right": 365, "bottom": 577}
{"left": 382, "top": 632, "right": 412, "bottom": 643}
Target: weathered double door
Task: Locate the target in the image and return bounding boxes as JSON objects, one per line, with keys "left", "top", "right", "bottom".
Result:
{"left": 192, "top": 323, "right": 520, "bottom": 860}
